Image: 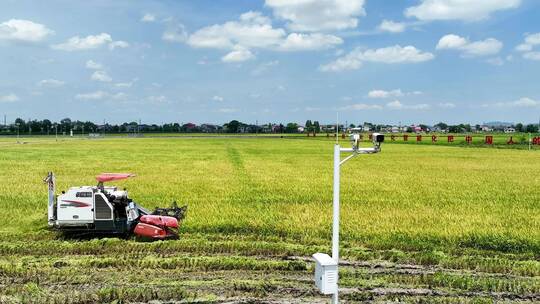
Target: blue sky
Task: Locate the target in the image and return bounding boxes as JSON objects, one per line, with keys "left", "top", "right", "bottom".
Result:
{"left": 0, "top": 0, "right": 539, "bottom": 125}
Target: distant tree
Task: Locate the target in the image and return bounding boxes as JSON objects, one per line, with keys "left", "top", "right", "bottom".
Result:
{"left": 419, "top": 124, "right": 429, "bottom": 132}
{"left": 448, "top": 125, "right": 460, "bottom": 133}
{"left": 406, "top": 126, "right": 413, "bottom": 133}
{"left": 305, "top": 120, "right": 313, "bottom": 132}
{"left": 42, "top": 119, "right": 52, "bottom": 133}
{"left": 526, "top": 124, "right": 539, "bottom": 133}
{"left": 60, "top": 118, "right": 72, "bottom": 132}
{"left": 14, "top": 118, "right": 26, "bottom": 133}
{"left": 224, "top": 120, "right": 242, "bottom": 133}
{"left": 515, "top": 123, "right": 524, "bottom": 132}
{"left": 285, "top": 122, "right": 298, "bottom": 133}
{"left": 435, "top": 122, "right": 448, "bottom": 130}
{"left": 313, "top": 121, "right": 320, "bottom": 133}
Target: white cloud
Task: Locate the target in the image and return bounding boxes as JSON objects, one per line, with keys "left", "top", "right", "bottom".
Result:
{"left": 0, "top": 19, "right": 54, "bottom": 42}
{"left": 85, "top": 60, "right": 103, "bottom": 70}
{"left": 218, "top": 108, "right": 238, "bottom": 113}
{"left": 37, "top": 79, "right": 65, "bottom": 87}
{"left": 524, "top": 33, "right": 540, "bottom": 45}
{"left": 340, "top": 103, "right": 383, "bottom": 110}
{"left": 75, "top": 91, "right": 126, "bottom": 101}
{"left": 147, "top": 95, "right": 167, "bottom": 103}
{"left": 378, "top": 20, "right": 406, "bottom": 33}
{"left": 341, "top": 99, "right": 430, "bottom": 110}
{"left": 438, "top": 102, "right": 456, "bottom": 108}
{"left": 320, "top": 45, "right": 434, "bottom": 72}
{"left": 368, "top": 89, "right": 404, "bottom": 98}
{"left": 523, "top": 52, "right": 540, "bottom": 61}
{"left": 515, "top": 43, "right": 532, "bottom": 52}
{"left": 221, "top": 46, "right": 254, "bottom": 62}
{"left": 187, "top": 11, "right": 343, "bottom": 62}
{"left": 436, "top": 34, "right": 502, "bottom": 57}
{"left": 515, "top": 33, "right": 540, "bottom": 52}
{"left": 251, "top": 60, "right": 279, "bottom": 75}
{"left": 278, "top": 33, "right": 342, "bottom": 51}
{"left": 91, "top": 70, "right": 112, "bottom": 82}
{"left": 52, "top": 33, "right": 128, "bottom": 51}
{"left": 212, "top": 95, "right": 224, "bottom": 102}
{"left": 515, "top": 33, "right": 540, "bottom": 61}
{"left": 491, "top": 97, "right": 540, "bottom": 108}
{"left": 486, "top": 57, "right": 505, "bottom": 66}
{"left": 188, "top": 11, "right": 284, "bottom": 50}
{"left": 265, "top": 0, "right": 366, "bottom": 32}
{"left": 52, "top": 33, "right": 111, "bottom": 51}
{"left": 386, "top": 100, "right": 430, "bottom": 110}
{"left": 405, "top": 0, "right": 521, "bottom": 21}
{"left": 141, "top": 14, "right": 156, "bottom": 23}
{"left": 109, "top": 40, "right": 129, "bottom": 50}
{"left": 115, "top": 78, "right": 137, "bottom": 88}
{"left": 162, "top": 24, "right": 188, "bottom": 43}
{"left": 0, "top": 93, "right": 19, "bottom": 103}
{"left": 75, "top": 91, "right": 108, "bottom": 100}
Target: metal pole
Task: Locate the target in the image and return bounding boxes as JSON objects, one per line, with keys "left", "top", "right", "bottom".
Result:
{"left": 332, "top": 143, "right": 340, "bottom": 304}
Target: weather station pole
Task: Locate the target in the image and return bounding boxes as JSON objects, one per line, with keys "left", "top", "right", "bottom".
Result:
{"left": 313, "top": 130, "right": 384, "bottom": 304}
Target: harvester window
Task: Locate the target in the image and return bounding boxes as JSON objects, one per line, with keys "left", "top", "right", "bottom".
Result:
{"left": 76, "top": 192, "right": 92, "bottom": 198}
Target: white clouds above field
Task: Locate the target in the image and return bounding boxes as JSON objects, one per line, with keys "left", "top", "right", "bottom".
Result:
{"left": 515, "top": 33, "right": 540, "bottom": 61}
{"left": 186, "top": 11, "right": 342, "bottom": 62}
{"left": 91, "top": 70, "right": 112, "bottom": 82}
{"left": 486, "top": 97, "right": 540, "bottom": 108}
{"left": 405, "top": 0, "right": 521, "bottom": 21}
{"left": 0, "top": 19, "right": 53, "bottom": 42}
{"left": 52, "top": 33, "right": 128, "bottom": 51}
{"left": 0, "top": 93, "right": 19, "bottom": 103}
{"left": 436, "top": 34, "right": 503, "bottom": 57}
{"left": 37, "top": 79, "right": 65, "bottom": 88}
{"left": 75, "top": 91, "right": 126, "bottom": 101}
{"left": 264, "top": 0, "right": 366, "bottom": 32}
{"left": 320, "top": 45, "right": 434, "bottom": 72}
{"left": 378, "top": 20, "right": 406, "bottom": 33}
{"left": 368, "top": 89, "right": 422, "bottom": 99}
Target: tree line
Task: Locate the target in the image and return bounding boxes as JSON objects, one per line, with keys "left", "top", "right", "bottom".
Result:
{"left": 1, "top": 117, "right": 538, "bottom": 135}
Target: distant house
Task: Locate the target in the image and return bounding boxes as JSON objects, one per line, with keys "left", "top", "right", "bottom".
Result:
{"left": 200, "top": 124, "right": 218, "bottom": 133}
{"left": 481, "top": 125, "right": 493, "bottom": 132}
{"left": 321, "top": 125, "right": 335, "bottom": 132}
{"left": 261, "top": 125, "right": 272, "bottom": 133}
{"left": 504, "top": 127, "right": 516, "bottom": 133}
{"left": 391, "top": 126, "right": 400, "bottom": 133}
{"left": 297, "top": 126, "right": 305, "bottom": 133}
{"left": 349, "top": 127, "right": 363, "bottom": 133}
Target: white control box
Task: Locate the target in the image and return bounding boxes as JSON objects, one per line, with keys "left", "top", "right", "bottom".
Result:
{"left": 313, "top": 252, "right": 338, "bottom": 295}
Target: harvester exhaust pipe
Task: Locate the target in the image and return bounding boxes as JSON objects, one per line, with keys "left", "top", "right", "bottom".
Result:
{"left": 44, "top": 172, "right": 56, "bottom": 226}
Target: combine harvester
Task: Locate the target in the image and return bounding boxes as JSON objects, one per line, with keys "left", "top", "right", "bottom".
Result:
{"left": 44, "top": 172, "right": 187, "bottom": 240}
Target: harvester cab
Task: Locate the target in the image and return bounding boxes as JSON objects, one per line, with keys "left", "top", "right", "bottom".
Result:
{"left": 44, "top": 172, "right": 187, "bottom": 240}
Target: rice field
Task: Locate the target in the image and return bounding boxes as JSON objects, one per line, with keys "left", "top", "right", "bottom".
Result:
{"left": 0, "top": 136, "right": 538, "bottom": 303}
